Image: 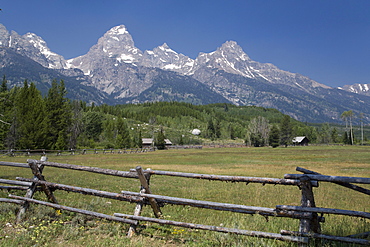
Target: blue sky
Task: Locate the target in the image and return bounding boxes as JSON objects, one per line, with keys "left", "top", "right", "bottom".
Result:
{"left": 1, "top": 0, "right": 370, "bottom": 88}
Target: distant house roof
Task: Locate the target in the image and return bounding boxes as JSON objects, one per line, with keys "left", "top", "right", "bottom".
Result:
{"left": 292, "top": 136, "right": 309, "bottom": 143}
{"left": 142, "top": 138, "right": 172, "bottom": 145}
{"left": 142, "top": 138, "right": 153, "bottom": 145}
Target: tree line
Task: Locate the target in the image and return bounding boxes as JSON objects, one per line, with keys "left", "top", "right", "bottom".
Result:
{"left": 0, "top": 76, "right": 367, "bottom": 151}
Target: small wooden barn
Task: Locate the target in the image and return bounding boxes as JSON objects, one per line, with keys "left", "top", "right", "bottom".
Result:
{"left": 142, "top": 138, "right": 173, "bottom": 148}
{"left": 292, "top": 136, "right": 309, "bottom": 146}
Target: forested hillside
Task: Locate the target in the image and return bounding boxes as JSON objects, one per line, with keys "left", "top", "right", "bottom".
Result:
{"left": 0, "top": 77, "right": 367, "bottom": 151}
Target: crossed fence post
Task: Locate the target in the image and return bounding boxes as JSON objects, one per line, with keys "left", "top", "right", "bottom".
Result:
{"left": 16, "top": 156, "right": 58, "bottom": 223}
{"left": 127, "top": 166, "right": 162, "bottom": 237}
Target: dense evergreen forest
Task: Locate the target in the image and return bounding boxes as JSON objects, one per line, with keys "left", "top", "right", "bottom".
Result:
{"left": 0, "top": 77, "right": 368, "bottom": 151}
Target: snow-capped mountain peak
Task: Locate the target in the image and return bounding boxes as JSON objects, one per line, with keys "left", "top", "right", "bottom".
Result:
{"left": 191, "top": 40, "right": 258, "bottom": 78}
{"left": 66, "top": 25, "right": 143, "bottom": 74}
{"left": 141, "top": 43, "right": 194, "bottom": 74}
{"left": 107, "top": 25, "right": 129, "bottom": 36}
{"left": 0, "top": 24, "right": 66, "bottom": 69}
{"left": 340, "top": 83, "right": 370, "bottom": 96}
{"left": 22, "top": 32, "right": 66, "bottom": 69}
{"left": 158, "top": 43, "right": 176, "bottom": 53}
{"left": 218, "top": 41, "right": 251, "bottom": 61}
{"left": 98, "top": 25, "right": 142, "bottom": 62}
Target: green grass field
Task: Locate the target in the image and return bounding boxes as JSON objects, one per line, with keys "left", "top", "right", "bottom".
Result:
{"left": 0, "top": 146, "right": 369, "bottom": 246}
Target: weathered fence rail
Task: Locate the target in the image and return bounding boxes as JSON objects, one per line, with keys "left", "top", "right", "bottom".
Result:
{"left": 1, "top": 159, "right": 369, "bottom": 245}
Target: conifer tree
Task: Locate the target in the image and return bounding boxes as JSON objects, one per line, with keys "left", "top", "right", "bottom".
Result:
{"left": 269, "top": 124, "right": 280, "bottom": 148}
{"left": 154, "top": 127, "right": 166, "bottom": 150}
{"left": 331, "top": 127, "right": 338, "bottom": 143}
{"left": 343, "top": 131, "right": 350, "bottom": 145}
{"left": 83, "top": 111, "right": 104, "bottom": 142}
{"left": 115, "top": 117, "right": 131, "bottom": 149}
{"left": 1, "top": 75, "right": 7, "bottom": 93}
{"left": 14, "top": 81, "right": 47, "bottom": 149}
{"left": 206, "top": 119, "right": 215, "bottom": 139}
{"left": 44, "top": 80, "right": 72, "bottom": 150}
{"left": 0, "top": 75, "right": 11, "bottom": 149}
{"left": 136, "top": 130, "right": 143, "bottom": 148}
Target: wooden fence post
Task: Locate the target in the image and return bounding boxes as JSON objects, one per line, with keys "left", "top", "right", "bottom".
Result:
{"left": 127, "top": 187, "right": 146, "bottom": 237}
{"left": 299, "top": 175, "right": 320, "bottom": 245}
{"left": 127, "top": 167, "right": 162, "bottom": 237}
{"left": 16, "top": 156, "right": 58, "bottom": 223}
{"left": 135, "top": 166, "right": 162, "bottom": 218}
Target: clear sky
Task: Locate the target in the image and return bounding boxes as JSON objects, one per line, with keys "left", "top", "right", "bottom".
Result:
{"left": 1, "top": 0, "right": 370, "bottom": 88}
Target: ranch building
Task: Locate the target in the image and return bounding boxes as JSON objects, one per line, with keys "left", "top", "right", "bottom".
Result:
{"left": 292, "top": 136, "right": 310, "bottom": 146}
{"left": 142, "top": 138, "right": 173, "bottom": 148}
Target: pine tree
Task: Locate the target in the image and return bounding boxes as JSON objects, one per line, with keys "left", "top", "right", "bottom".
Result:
{"left": 0, "top": 75, "right": 11, "bottom": 149}
{"left": 206, "top": 119, "right": 215, "bottom": 139}
{"left": 1, "top": 75, "right": 7, "bottom": 93}
{"left": 44, "top": 80, "right": 72, "bottom": 150}
{"left": 136, "top": 130, "right": 143, "bottom": 148}
{"left": 115, "top": 117, "right": 131, "bottom": 149}
{"left": 331, "top": 127, "right": 338, "bottom": 143}
{"left": 14, "top": 81, "right": 47, "bottom": 149}
{"left": 154, "top": 127, "right": 166, "bottom": 150}
{"left": 269, "top": 124, "right": 280, "bottom": 148}
{"left": 319, "top": 123, "right": 331, "bottom": 144}
{"left": 343, "top": 131, "right": 351, "bottom": 145}
{"left": 83, "top": 111, "right": 104, "bottom": 141}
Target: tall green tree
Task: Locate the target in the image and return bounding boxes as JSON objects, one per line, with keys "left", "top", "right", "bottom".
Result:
{"left": 14, "top": 81, "right": 47, "bottom": 149}
{"left": 44, "top": 80, "right": 72, "bottom": 150}
{"left": 115, "top": 117, "right": 131, "bottom": 149}
{"left": 269, "top": 124, "right": 280, "bottom": 148}
{"left": 154, "top": 127, "right": 166, "bottom": 150}
{"left": 135, "top": 130, "right": 143, "bottom": 148}
{"left": 1, "top": 75, "right": 7, "bottom": 93}
{"left": 0, "top": 75, "right": 11, "bottom": 149}
{"left": 206, "top": 119, "right": 215, "bottom": 139}
{"left": 319, "top": 123, "right": 331, "bottom": 144}
{"left": 83, "top": 111, "right": 104, "bottom": 142}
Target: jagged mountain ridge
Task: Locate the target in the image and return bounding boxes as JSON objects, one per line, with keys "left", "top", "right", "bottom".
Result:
{"left": 0, "top": 23, "right": 369, "bottom": 123}
{"left": 340, "top": 83, "right": 370, "bottom": 96}
{"left": 65, "top": 25, "right": 331, "bottom": 98}
{"left": 0, "top": 47, "right": 111, "bottom": 104}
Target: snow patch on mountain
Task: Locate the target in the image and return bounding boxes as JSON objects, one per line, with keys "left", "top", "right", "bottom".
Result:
{"left": 141, "top": 43, "right": 194, "bottom": 74}
{"left": 340, "top": 83, "right": 370, "bottom": 96}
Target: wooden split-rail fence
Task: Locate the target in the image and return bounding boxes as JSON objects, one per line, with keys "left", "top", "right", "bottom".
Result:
{"left": 1, "top": 159, "right": 370, "bottom": 246}
{"left": 0, "top": 147, "right": 157, "bottom": 157}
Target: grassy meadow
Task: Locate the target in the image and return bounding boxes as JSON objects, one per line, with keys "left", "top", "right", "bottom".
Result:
{"left": 0, "top": 145, "right": 369, "bottom": 246}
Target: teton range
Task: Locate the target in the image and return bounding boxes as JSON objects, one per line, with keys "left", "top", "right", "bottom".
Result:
{"left": 0, "top": 24, "right": 369, "bottom": 123}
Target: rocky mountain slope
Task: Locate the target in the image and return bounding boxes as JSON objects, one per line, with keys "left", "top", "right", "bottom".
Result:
{"left": 0, "top": 23, "right": 369, "bottom": 123}
{"left": 339, "top": 83, "right": 370, "bottom": 96}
